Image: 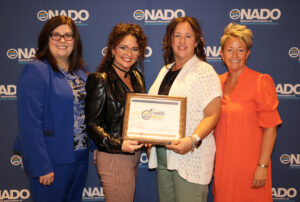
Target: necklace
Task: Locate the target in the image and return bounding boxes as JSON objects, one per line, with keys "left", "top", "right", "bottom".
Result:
{"left": 112, "top": 63, "right": 131, "bottom": 78}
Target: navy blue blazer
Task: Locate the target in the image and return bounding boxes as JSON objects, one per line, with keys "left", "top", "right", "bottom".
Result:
{"left": 15, "top": 59, "right": 88, "bottom": 177}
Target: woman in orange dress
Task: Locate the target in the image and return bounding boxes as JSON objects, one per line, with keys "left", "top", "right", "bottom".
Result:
{"left": 213, "top": 23, "right": 282, "bottom": 202}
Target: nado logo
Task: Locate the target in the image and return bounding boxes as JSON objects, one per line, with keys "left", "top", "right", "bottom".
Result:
{"left": 280, "top": 154, "right": 300, "bottom": 168}
{"left": 272, "top": 187, "right": 297, "bottom": 201}
{"left": 7, "top": 48, "right": 36, "bottom": 64}
{"left": 141, "top": 108, "right": 165, "bottom": 120}
{"left": 280, "top": 154, "right": 290, "bottom": 164}
{"left": 229, "top": 8, "right": 281, "bottom": 25}
{"left": 6, "top": 49, "right": 18, "bottom": 59}
{"left": 142, "top": 109, "right": 152, "bottom": 120}
{"left": 0, "top": 85, "right": 17, "bottom": 101}
{"left": 230, "top": 9, "right": 240, "bottom": 20}
{"left": 204, "top": 46, "right": 222, "bottom": 62}
{"left": 133, "top": 9, "right": 185, "bottom": 25}
{"left": 289, "top": 47, "right": 300, "bottom": 63}
{"left": 37, "top": 10, "right": 48, "bottom": 21}
{"left": 10, "top": 155, "right": 23, "bottom": 167}
{"left": 139, "top": 152, "right": 149, "bottom": 168}
{"left": 133, "top": 10, "right": 144, "bottom": 20}
{"left": 276, "top": 83, "right": 300, "bottom": 100}
{"left": 0, "top": 189, "right": 30, "bottom": 200}
{"left": 82, "top": 187, "right": 104, "bottom": 201}
{"left": 144, "top": 46, "right": 152, "bottom": 62}
{"left": 101, "top": 47, "right": 108, "bottom": 57}
{"left": 37, "top": 10, "right": 89, "bottom": 26}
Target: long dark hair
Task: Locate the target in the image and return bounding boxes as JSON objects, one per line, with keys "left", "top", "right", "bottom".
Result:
{"left": 35, "top": 16, "right": 85, "bottom": 73}
{"left": 97, "top": 23, "right": 147, "bottom": 73}
{"left": 162, "top": 16, "right": 206, "bottom": 66}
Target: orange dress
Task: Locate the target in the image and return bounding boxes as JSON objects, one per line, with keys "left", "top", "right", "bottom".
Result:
{"left": 213, "top": 67, "right": 282, "bottom": 202}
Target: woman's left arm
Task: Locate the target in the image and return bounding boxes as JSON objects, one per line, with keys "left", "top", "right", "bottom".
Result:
{"left": 252, "top": 126, "right": 277, "bottom": 188}
{"left": 192, "top": 96, "right": 221, "bottom": 140}
{"left": 166, "top": 96, "right": 221, "bottom": 154}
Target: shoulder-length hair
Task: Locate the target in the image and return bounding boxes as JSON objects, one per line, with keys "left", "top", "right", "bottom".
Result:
{"left": 162, "top": 16, "right": 206, "bottom": 66}
{"left": 97, "top": 23, "right": 147, "bottom": 73}
{"left": 35, "top": 15, "right": 85, "bottom": 73}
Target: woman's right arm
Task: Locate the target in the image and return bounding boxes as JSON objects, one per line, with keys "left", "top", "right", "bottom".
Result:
{"left": 85, "top": 73, "right": 143, "bottom": 153}
{"left": 85, "top": 73, "right": 123, "bottom": 152}
{"left": 18, "top": 63, "right": 54, "bottom": 182}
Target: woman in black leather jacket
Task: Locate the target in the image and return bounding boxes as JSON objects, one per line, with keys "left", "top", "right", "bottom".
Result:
{"left": 85, "top": 23, "right": 147, "bottom": 202}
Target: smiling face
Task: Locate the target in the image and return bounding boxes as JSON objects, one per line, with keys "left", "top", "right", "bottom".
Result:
{"left": 220, "top": 37, "right": 250, "bottom": 74}
{"left": 112, "top": 34, "right": 139, "bottom": 71}
{"left": 48, "top": 24, "right": 74, "bottom": 64}
{"left": 171, "top": 22, "right": 197, "bottom": 66}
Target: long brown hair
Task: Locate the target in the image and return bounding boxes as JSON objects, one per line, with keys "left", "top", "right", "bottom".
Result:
{"left": 162, "top": 16, "right": 206, "bottom": 66}
{"left": 97, "top": 23, "right": 147, "bottom": 73}
{"left": 35, "top": 16, "right": 85, "bottom": 73}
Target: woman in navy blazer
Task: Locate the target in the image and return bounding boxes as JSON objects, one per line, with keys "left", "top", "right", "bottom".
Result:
{"left": 14, "top": 16, "right": 90, "bottom": 202}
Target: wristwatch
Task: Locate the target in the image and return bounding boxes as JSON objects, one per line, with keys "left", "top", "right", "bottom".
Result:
{"left": 192, "top": 134, "right": 202, "bottom": 147}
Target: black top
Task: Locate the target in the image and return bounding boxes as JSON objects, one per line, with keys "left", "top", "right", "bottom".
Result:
{"left": 158, "top": 67, "right": 181, "bottom": 95}
{"left": 85, "top": 66, "right": 145, "bottom": 153}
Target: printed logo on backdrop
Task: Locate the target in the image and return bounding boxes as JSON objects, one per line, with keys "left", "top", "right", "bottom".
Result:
{"left": 273, "top": 187, "right": 297, "bottom": 201}
{"left": 10, "top": 155, "right": 23, "bottom": 168}
{"left": 204, "top": 46, "right": 222, "bottom": 63}
{"left": 276, "top": 83, "right": 300, "bottom": 100}
{"left": 7, "top": 48, "right": 35, "bottom": 64}
{"left": 82, "top": 187, "right": 104, "bottom": 201}
{"left": 101, "top": 47, "right": 108, "bottom": 57}
{"left": 144, "top": 47, "right": 152, "bottom": 62}
{"left": 101, "top": 46, "right": 152, "bottom": 62}
{"left": 280, "top": 154, "right": 300, "bottom": 169}
{"left": 289, "top": 47, "right": 300, "bottom": 63}
{"left": 133, "top": 9, "right": 185, "bottom": 25}
{"left": 37, "top": 10, "right": 89, "bottom": 26}
{"left": 0, "top": 189, "right": 30, "bottom": 201}
{"left": 0, "top": 85, "right": 17, "bottom": 101}
{"left": 229, "top": 8, "right": 281, "bottom": 25}
{"left": 139, "top": 152, "right": 149, "bottom": 168}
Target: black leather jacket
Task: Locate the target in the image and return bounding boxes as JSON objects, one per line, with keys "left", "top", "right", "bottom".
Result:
{"left": 85, "top": 66, "right": 145, "bottom": 153}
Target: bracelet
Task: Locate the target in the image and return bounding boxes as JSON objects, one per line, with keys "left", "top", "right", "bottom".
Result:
{"left": 257, "top": 163, "right": 268, "bottom": 168}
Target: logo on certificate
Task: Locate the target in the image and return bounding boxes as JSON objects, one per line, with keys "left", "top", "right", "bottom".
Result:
{"left": 141, "top": 108, "right": 165, "bottom": 120}
{"left": 142, "top": 110, "right": 152, "bottom": 120}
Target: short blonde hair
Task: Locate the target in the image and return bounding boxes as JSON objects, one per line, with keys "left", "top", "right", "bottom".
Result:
{"left": 220, "top": 22, "right": 253, "bottom": 50}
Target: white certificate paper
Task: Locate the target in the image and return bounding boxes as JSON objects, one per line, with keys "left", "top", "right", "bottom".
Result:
{"left": 123, "top": 94, "right": 186, "bottom": 144}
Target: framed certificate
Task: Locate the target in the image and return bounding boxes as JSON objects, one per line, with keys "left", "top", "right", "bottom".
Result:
{"left": 122, "top": 93, "right": 186, "bottom": 144}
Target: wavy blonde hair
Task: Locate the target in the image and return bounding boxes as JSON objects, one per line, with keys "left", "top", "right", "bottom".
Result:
{"left": 220, "top": 22, "right": 253, "bottom": 50}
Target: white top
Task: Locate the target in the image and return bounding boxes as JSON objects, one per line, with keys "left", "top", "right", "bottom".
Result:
{"left": 148, "top": 55, "right": 222, "bottom": 184}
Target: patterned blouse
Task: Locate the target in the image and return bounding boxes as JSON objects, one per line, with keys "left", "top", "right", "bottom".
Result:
{"left": 60, "top": 68, "right": 88, "bottom": 151}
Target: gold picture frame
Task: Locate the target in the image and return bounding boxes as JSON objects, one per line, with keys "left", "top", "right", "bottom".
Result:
{"left": 122, "top": 93, "right": 186, "bottom": 144}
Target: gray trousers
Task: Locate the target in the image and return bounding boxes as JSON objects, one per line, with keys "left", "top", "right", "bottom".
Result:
{"left": 96, "top": 150, "right": 141, "bottom": 202}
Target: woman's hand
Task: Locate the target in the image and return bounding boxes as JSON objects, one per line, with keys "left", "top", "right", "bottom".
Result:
{"left": 39, "top": 171, "right": 54, "bottom": 185}
{"left": 121, "top": 140, "right": 143, "bottom": 153}
{"left": 93, "top": 150, "right": 97, "bottom": 165}
{"left": 144, "top": 144, "right": 152, "bottom": 158}
{"left": 252, "top": 126, "right": 276, "bottom": 188}
{"left": 252, "top": 166, "right": 267, "bottom": 188}
{"left": 165, "top": 137, "right": 193, "bottom": 154}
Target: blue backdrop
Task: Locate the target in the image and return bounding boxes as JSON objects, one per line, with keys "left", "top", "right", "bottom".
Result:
{"left": 1, "top": 0, "right": 299, "bottom": 201}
